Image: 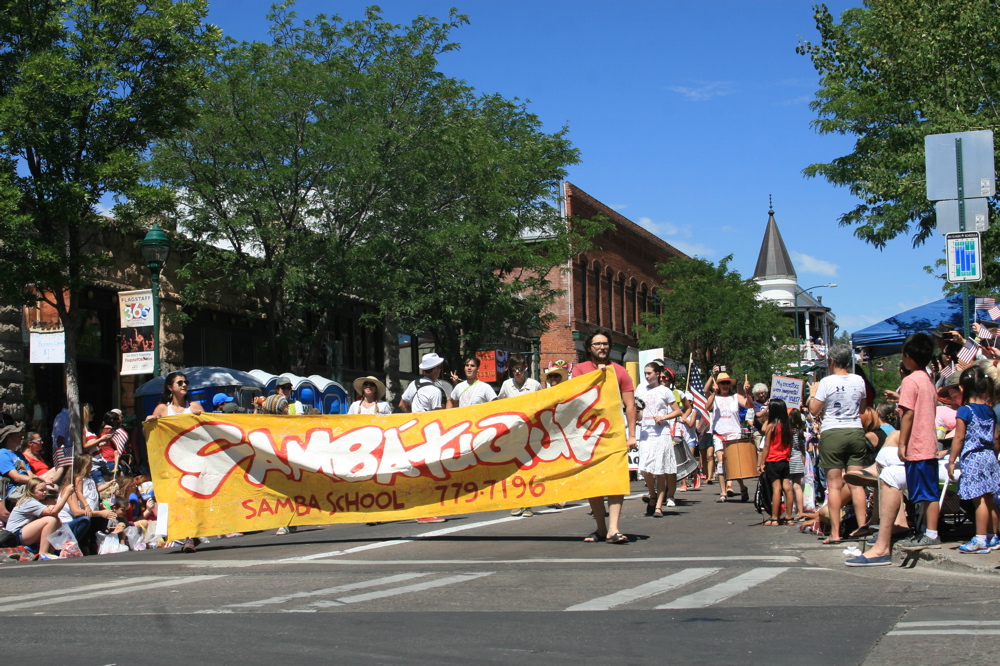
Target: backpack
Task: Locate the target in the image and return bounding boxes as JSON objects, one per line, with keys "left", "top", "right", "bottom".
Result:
{"left": 413, "top": 376, "right": 448, "bottom": 408}
{"left": 753, "top": 473, "right": 772, "bottom": 517}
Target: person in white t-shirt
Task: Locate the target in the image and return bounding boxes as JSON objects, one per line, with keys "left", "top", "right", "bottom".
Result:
{"left": 705, "top": 371, "right": 752, "bottom": 503}
{"left": 635, "top": 362, "right": 683, "bottom": 515}
{"left": 448, "top": 356, "right": 497, "bottom": 408}
{"left": 497, "top": 354, "right": 542, "bottom": 399}
{"left": 348, "top": 376, "right": 393, "bottom": 415}
{"left": 399, "top": 353, "right": 453, "bottom": 414}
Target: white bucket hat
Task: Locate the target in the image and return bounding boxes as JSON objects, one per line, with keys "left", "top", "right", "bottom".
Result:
{"left": 418, "top": 353, "right": 445, "bottom": 371}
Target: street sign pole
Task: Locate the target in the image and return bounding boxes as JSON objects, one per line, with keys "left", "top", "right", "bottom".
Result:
{"left": 957, "top": 137, "right": 970, "bottom": 338}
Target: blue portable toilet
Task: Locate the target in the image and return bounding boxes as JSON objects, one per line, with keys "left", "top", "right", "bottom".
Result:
{"left": 309, "top": 374, "right": 349, "bottom": 414}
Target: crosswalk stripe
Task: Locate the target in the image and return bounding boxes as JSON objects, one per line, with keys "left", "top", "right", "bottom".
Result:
{"left": 655, "top": 567, "right": 788, "bottom": 609}
{"left": 225, "top": 573, "right": 429, "bottom": 608}
{"left": 889, "top": 629, "right": 1000, "bottom": 636}
{"left": 0, "top": 576, "right": 164, "bottom": 605}
{"left": 565, "top": 568, "right": 720, "bottom": 611}
{"left": 1, "top": 575, "right": 226, "bottom": 612}
{"left": 896, "top": 621, "right": 1000, "bottom": 628}
{"left": 317, "top": 572, "right": 495, "bottom": 607}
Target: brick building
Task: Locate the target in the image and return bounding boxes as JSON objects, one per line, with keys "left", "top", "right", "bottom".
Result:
{"left": 536, "top": 182, "right": 687, "bottom": 371}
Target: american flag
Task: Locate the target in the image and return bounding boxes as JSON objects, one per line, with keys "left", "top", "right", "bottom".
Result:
{"left": 959, "top": 339, "right": 980, "bottom": 364}
{"left": 976, "top": 297, "right": 997, "bottom": 310}
{"left": 111, "top": 428, "right": 129, "bottom": 456}
{"left": 687, "top": 365, "right": 710, "bottom": 422}
{"left": 939, "top": 362, "right": 955, "bottom": 379}
{"left": 52, "top": 440, "right": 73, "bottom": 468}
{"left": 989, "top": 305, "right": 1000, "bottom": 321}
{"left": 980, "top": 326, "right": 997, "bottom": 342}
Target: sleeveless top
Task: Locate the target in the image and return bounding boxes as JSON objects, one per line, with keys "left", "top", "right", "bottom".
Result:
{"left": 166, "top": 403, "right": 193, "bottom": 415}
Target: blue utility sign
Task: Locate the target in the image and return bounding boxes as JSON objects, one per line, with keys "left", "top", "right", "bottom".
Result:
{"left": 947, "top": 232, "right": 983, "bottom": 283}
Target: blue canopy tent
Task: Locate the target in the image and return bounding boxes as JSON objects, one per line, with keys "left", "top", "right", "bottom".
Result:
{"left": 134, "top": 366, "right": 265, "bottom": 418}
{"left": 851, "top": 295, "right": 966, "bottom": 357}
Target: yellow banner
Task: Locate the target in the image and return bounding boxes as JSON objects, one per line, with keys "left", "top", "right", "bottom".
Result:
{"left": 144, "top": 368, "right": 629, "bottom": 538}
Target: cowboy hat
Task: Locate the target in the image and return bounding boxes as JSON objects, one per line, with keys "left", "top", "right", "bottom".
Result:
{"left": 0, "top": 421, "right": 23, "bottom": 441}
{"left": 418, "top": 353, "right": 445, "bottom": 371}
{"left": 544, "top": 360, "right": 570, "bottom": 383}
{"left": 352, "top": 376, "right": 387, "bottom": 401}
{"left": 715, "top": 372, "right": 733, "bottom": 384}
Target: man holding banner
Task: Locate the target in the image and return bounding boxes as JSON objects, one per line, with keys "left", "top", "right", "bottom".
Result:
{"left": 572, "top": 329, "right": 637, "bottom": 544}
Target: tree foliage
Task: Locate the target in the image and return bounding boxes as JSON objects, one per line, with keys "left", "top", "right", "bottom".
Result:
{"left": 638, "top": 255, "right": 795, "bottom": 381}
{"left": 0, "top": 0, "right": 218, "bottom": 441}
{"left": 151, "top": 2, "right": 591, "bottom": 378}
{"left": 798, "top": 0, "right": 1000, "bottom": 289}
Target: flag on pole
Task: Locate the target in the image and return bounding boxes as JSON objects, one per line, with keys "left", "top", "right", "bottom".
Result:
{"left": 687, "top": 364, "right": 710, "bottom": 422}
{"left": 52, "top": 441, "right": 73, "bottom": 468}
{"left": 978, "top": 326, "right": 997, "bottom": 342}
{"left": 958, "top": 339, "right": 980, "bottom": 365}
{"left": 975, "top": 297, "right": 996, "bottom": 310}
{"left": 989, "top": 305, "right": 1000, "bottom": 321}
{"left": 939, "top": 363, "right": 955, "bottom": 380}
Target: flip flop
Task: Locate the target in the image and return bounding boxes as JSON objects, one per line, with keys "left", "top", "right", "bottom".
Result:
{"left": 606, "top": 532, "right": 629, "bottom": 544}
{"left": 762, "top": 519, "right": 780, "bottom": 526}
{"left": 821, "top": 537, "right": 843, "bottom": 545}
{"left": 653, "top": 508, "right": 663, "bottom": 518}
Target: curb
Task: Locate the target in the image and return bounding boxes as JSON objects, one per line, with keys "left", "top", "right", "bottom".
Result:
{"left": 897, "top": 543, "right": 1000, "bottom": 575}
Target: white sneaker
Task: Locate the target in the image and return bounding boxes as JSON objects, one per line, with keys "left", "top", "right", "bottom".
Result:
{"left": 275, "top": 527, "right": 289, "bottom": 535}
{"left": 666, "top": 498, "right": 676, "bottom": 508}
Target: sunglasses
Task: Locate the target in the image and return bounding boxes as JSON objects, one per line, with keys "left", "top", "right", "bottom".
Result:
{"left": 175, "top": 380, "right": 188, "bottom": 386}
{"left": 363, "top": 382, "right": 377, "bottom": 388}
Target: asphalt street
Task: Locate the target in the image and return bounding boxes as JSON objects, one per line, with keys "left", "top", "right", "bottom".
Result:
{"left": 3, "top": 479, "right": 1000, "bottom": 665}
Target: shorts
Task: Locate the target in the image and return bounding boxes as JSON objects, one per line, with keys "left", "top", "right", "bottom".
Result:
{"left": 905, "top": 459, "right": 939, "bottom": 503}
{"left": 764, "top": 460, "right": 790, "bottom": 482}
{"left": 818, "top": 428, "right": 868, "bottom": 470}
{"left": 879, "top": 465, "right": 907, "bottom": 491}
{"left": 698, "top": 433, "right": 715, "bottom": 451}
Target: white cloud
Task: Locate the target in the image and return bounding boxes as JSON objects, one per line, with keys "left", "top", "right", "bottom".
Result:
{"left": 791, "top": 250, "right": 839, "bottom": 277}
{"left": 666, "top": 81, "right": 733, "bottom": 102}
{"left": 637, "top": 216, "right": 691, "bottom": 238}
{"left": 779, "top": 94, "right": 813, "bottom": 106}
{"left": 609, "top": 203, "right": 628, "bottom": 211}
{"left": 669, "top": 240, "right": 716, "bottom": 258}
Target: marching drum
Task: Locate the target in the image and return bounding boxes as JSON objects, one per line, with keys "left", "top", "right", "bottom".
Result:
{"left": 723, "top": 438, "right": 758, "bottom": 480}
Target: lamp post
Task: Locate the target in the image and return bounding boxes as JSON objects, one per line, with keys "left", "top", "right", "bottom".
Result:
{"left": 526, "top": 315, "right": 544, "bottom": 382}
{"left": 794, "top": 283, "right": 837, "bottom": 372}
{"left": 141, "top": 224, "right": 171, "bottom": 377}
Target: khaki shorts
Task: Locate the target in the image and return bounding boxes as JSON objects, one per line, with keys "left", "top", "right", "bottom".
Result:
{"left": 818, "top": 427, "right": 868, "bottom": 470}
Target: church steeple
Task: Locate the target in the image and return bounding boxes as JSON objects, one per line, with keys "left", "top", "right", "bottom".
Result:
{"left": 752, "top": 198, "right": 797, "bottom": 281}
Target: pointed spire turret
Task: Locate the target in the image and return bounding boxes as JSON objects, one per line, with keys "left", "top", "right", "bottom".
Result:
{"left": 752, "top": 199, "right": 796, "bottom": 281}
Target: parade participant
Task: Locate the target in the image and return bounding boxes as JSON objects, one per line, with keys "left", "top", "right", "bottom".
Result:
{"left": 448, "top": 356, "right": 497, "bottom": 408}
{"left": 148, "top": 371, "right": 204, "bottom": 552}
{"left": 946, "top": 365, "right": 1000, "bottom": 554}
{"left": 808, "top": 343, "right": 869, "bottom": 544}
{"left": 705, "top": 371, "right": 751, "bottom": 503}
{"left": 275, "top": 375, "right": 305, "bottom": 415}
{"left": 544, "top": 360, "right": 569, "bottom": 387}
{"left": 497, "top": 354, "right": 542, "bottom": 398}
{"left": 571, "top": 330, "right": 638, "bottom": 544}
{"left": 635, "top": 362, "right": 682, "bottom": 516}
{"left": 399, "top": 352, "right": 451, "bottom": 523}
{"left": 399, "top": 353, "right": 452, "bottom": 413}
{"left": 263, "top": 395, "right": 289, "bottom": 415}
{"left": 212, "top": 393, "right": 235, "bottom": 412}
{"left": 5, "top": 477, "right": 73, "bottom": 559}
{"left": 758, "top": 398, "right": 793, "bottom": 525}
{"left": 349, "top": 376, "right": 393, "bottom": 415}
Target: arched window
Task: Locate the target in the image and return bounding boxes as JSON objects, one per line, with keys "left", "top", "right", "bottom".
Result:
{"left": 578, "top": 257, "right": 588, "bottom": 322}
{"left": 593, "top": 261, "right": 602, "bottom": 327}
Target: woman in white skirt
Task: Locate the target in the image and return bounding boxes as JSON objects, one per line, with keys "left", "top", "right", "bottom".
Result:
{"left": 635, "top": 362, "right": 683, "bottom": 516}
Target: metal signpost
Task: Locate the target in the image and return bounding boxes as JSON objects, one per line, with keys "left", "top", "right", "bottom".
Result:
{"left": 926, "top": 130, "right": 995, "bottom": 337}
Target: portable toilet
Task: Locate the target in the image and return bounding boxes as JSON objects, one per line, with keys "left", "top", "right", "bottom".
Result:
{"left": 309, "top": 374, "right": 349, "bottom": 414}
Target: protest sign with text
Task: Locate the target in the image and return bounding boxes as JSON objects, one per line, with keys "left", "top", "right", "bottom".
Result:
{"left": 770, "top": 375, "right": 805, "bottom": 409}
{"left": 145, "top": 368, "right": 629, "bottom": 539}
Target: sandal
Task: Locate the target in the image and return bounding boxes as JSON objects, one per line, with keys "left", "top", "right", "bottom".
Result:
{"left": 740, "top": 491, "right": 750, "bottom": 503}
{"left": 716, "top": 496, "right": 727, "bottom": 503}
{"left": 762, "top": 519, "right": 780, "bottom": 526}
{"left": 821, "top": 537, "right": 843, "bottom": 545}
{"left": 606, "top": 532, "right": 629, "bottom": 544}
{"left": 653, "top": 508, "right": 663, "bottom": 518}
{"left": 849, "top": 526, "right": 875, "bottom": 539}
{"left": 583, "top": 532, "right": 606, "bottom": 543}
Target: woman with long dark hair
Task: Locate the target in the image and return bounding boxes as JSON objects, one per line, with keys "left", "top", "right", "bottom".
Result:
{"left": 150, "top": 372, "right": 204, "bottom": 419}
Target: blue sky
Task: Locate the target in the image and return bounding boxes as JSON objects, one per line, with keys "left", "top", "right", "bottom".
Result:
{"left": 204, "top": 0, "right": 945, "bottom": 335}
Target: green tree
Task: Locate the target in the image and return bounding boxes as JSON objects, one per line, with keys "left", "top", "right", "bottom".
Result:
{"left": 149, "top": 3, "right": 475, "bottom": 369}
{"left": 638, "top": 255, "right": 795, "bottom": 381}
{"left": 797, "top": 1, "right": 1000, "bottom": 289}
{"left": 0, "top": 0, "right": 218, "bottom": 446}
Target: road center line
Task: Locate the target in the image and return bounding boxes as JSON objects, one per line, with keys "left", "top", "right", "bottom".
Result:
{"left": 566, "top": 568, "right": 720, "bottom": 611}
{"left": 656, "top": 567, "right": 788, "bottom": 609}
{"left": 1, "top": 575, "right": 226, "bottom": 612}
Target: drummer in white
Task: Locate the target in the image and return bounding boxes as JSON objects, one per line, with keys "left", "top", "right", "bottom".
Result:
{"left": 705, "top": 371, "right": 752, "bottom": 503}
